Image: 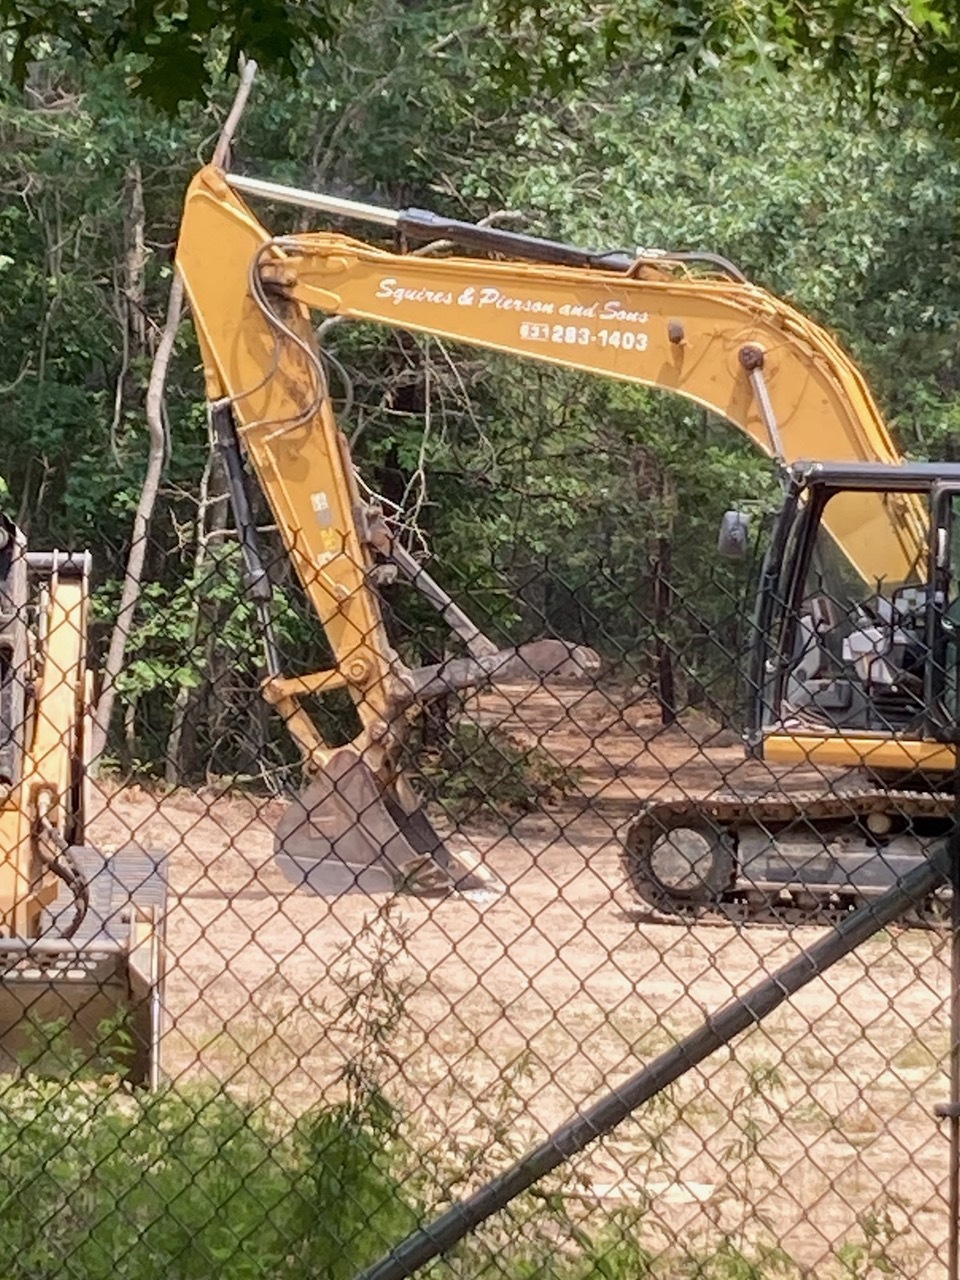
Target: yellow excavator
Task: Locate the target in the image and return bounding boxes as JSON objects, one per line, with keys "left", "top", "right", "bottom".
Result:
{"left": 175, "top": 164, "right": 956, "bottom": 924}
{"left": 0, "top": 514, "right": 165, "bottom": 1084}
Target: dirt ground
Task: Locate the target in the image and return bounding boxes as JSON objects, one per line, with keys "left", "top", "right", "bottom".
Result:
{"left": 88, "top": 679, "right": 952, "bottom": 1275}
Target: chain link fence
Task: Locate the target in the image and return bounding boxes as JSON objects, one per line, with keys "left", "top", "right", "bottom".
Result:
{"left": 0, "top": 497, "right": 955, "bottom": 1280}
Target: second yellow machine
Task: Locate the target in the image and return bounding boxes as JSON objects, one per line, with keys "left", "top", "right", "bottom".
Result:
{"left": 0, "top": 514, "right": 165, "bottom": 1085}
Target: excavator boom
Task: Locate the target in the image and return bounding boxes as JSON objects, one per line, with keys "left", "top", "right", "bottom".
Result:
{"left": 181, "top": 166, "right": 925, "bottom": 589}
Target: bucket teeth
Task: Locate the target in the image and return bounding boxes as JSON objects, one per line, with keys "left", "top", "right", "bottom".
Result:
{"left": 273, "top": 747, "right": 504, "bottom": 898}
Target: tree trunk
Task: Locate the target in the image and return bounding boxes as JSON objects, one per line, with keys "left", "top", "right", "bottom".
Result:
{"left": 652, "top": 473, "right": 678, "bottom": 727}
{"left": 90, "top": 273, "right": 180, "bottom": 766}
{"left": 163, "top": 442, "right": 228, "bottom": 786}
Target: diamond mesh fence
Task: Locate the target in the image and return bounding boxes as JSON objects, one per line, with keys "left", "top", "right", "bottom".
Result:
{"left": 0, "top": 468, "right": 956, "bottom": 1280}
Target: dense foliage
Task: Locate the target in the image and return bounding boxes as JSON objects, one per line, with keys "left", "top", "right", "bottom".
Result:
{"left": 2, "top": 2, "right": 960, "bottom": 781}
{"left": 7, "top": 2, "right": 960, "bottom": 132}
{"left": 494, "top": 2, "right": 960, "bottom": 133}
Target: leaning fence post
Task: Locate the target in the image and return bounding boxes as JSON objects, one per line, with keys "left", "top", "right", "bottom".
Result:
{"left": 354, "top": 846, "right": 952, "bottom": 1280}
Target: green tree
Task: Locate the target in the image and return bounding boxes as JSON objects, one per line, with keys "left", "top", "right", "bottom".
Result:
{"left": 0, "top": 0, "right": 337, "bottom": 112}
{"left": 6, "top": 0, "right": 960, "bottom": 131}
{"left": 492, "top": 1, "right": 960, "bottom": 133}
{"left": 5, "top": 4, "right": 960, "bottom": 762}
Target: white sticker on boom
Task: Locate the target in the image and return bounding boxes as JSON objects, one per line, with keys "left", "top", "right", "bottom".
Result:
{"left": 310, "top": 490, "right": 332, "bottom": 527}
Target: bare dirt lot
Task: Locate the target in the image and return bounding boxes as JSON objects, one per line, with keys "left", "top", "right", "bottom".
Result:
{"left": 89, "top": 680, "right": 951, "bottom": 1275}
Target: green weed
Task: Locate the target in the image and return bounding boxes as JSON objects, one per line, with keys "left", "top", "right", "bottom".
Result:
{"left": 15, "top": 1009, "right": 136, "bottom": 1080}
{"left": 834, "top": 1204, "right": 908, "bottom": 1278}
{"left": 413, "top": 720, "right": 583, "bottom": 819}
{"left": 0, "top": 1076, "right": 417, "bottom": 1280}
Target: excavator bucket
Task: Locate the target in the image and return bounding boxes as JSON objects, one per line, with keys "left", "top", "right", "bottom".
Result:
{"left": 272, "top": 640, "right": 600, "bottom": 899}
{"left": 0, "top": 846, "right": 167, "bottom": 1088}
{"left": 274, "top": 747, "right": 504, "bottom": 898}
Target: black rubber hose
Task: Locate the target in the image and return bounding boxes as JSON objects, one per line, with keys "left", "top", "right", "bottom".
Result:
{"left": 49, "top": 851, "right": 89, "bottom": 940}
{"left": 37, "top": 825, "right": 90, "bottom": 940}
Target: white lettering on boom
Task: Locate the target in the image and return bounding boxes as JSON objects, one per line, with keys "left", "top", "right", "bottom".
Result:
{"left": 478, "top": 286, "right": 555, "bottom": 314}
{"left": 600, "top": 300, "right": 650, "bottom": 324}
{"left": 375, "top": 278, "right": 454, "bottom": 306}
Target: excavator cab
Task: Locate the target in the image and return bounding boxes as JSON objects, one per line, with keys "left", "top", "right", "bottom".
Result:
{"left": 623, "top": 463, "right": 960, "bottom": 924}
{"left": 748, "top": 462, "right": 960, "bottom": 759}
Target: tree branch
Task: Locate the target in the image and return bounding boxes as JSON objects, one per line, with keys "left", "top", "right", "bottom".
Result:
{"left": 89, "top": 271, "right": 182, "bottom": 764}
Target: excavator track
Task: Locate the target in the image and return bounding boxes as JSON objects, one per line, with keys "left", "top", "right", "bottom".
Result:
{"left": 623, "top": 787, "right": 956, "bottom": 928}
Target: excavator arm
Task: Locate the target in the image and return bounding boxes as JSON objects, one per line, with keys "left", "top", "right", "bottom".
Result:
{"left": 174, "top": 164, "right": 925, "bottom": 898}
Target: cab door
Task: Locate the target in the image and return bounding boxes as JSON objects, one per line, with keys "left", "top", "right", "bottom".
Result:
{"left": 925, "top": 483, "right": 960, "bottom": 742}
{"left": 745, "top": 478, "right": 804, "bottom": 747}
